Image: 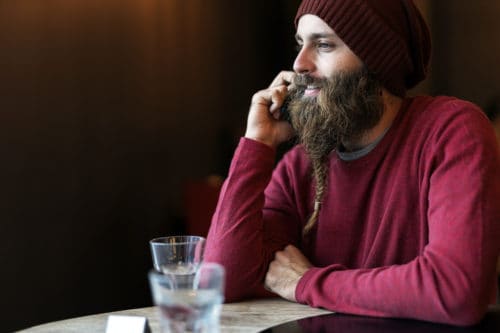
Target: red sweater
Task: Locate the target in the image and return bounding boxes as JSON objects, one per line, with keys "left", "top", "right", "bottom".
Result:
{"left": 205, "top": 96, "right": 500, "bottom": 325}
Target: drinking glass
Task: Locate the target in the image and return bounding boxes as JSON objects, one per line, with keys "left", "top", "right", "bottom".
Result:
{"left": 150, "top": 235, "right": 206, "bottom": 277}
{"left": 149, "top": 263, "right": 225, "bottom": 333}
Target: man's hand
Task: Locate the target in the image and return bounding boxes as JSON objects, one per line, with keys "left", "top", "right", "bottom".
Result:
{"left": 244, "top": 71, "right": 296, "bottom": 149}
{"left": 264, "top": 245, "right": 313, "bottom": 302}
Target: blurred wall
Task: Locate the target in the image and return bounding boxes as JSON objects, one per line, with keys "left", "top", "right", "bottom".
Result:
{"left": 0, "top": 0, "right": 298, "bottom": 331}
{"left": 430, "top": 0, "right": 500, "bottom": 107}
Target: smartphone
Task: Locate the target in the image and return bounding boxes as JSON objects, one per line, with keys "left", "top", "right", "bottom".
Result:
{"left": 280, "top": 94, "right": 292, "bottom": 124}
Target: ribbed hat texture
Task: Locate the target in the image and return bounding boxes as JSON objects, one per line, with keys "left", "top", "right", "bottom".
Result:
{"left": 295, "top": 0, "right": 431, "bottom": 96}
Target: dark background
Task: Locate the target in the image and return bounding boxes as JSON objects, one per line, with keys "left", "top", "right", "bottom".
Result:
{"left": 0, "top": 1, "right": 499, "bottom": 331}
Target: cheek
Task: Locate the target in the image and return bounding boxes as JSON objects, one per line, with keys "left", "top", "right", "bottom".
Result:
{"left": 319, "top": 51, "right": 363, "bottom": 77}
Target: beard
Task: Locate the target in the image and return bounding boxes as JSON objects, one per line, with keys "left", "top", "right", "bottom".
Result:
{"left": 288, "top": 66, "right": 384, "bottom": 161}
{"left": 288, "top": 66, "right": 385, "bottom": 235}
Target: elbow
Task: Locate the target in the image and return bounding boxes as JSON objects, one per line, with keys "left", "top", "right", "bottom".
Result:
{"left": 442, "top": 306, "right": 487, "bottom": 327}
{"left": 418, "top": 262, "right": 495, "bottom": 326}
{"left": 206, "top": 247, "right": 269, "bottom": 303}
{"left": 431, "top": 288, "right": 490, "bottom": 326}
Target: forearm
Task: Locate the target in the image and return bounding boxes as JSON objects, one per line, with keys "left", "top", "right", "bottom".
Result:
{"left": 205, "top": 138, "right": 278, "bottom": 301}
{"left": 296, "top": 180, "right": 500, "bottom": 325}
{"left": 296, "top": 247, "right": 498, "bottom": 326}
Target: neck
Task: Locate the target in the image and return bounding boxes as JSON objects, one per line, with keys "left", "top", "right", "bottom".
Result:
{"left": 342, "top": 90, "right": 403, "bottom": 152}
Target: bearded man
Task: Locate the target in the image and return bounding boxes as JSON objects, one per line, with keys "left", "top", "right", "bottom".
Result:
{"left": 205, "top": 0, "right": 500, "bottom": 326}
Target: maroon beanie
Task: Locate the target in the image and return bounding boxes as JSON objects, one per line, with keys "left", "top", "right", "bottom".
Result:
{"left": 295, "top": 0, "right": 431, "bottom": 97}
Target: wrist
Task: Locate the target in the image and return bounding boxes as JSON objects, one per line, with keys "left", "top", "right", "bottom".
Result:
{"left": 244, "top": 132, "right": 278, "bottom": 149}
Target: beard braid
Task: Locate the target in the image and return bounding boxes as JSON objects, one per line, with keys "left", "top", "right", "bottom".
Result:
{"left": 288, "top": 66, "right": 384, "bottom": 236}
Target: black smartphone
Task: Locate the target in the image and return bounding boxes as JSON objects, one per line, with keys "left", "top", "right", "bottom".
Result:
{"left": 280, "top": 94, "right": 292, "bottom": 124}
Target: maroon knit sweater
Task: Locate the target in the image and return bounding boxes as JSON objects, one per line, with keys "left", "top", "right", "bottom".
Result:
{"left": 205, "top": 95, "right": 500, "bottom": 326}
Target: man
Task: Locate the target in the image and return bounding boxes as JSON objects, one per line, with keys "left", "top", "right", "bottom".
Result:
{"left": 205, "top": 0, "right": 500, "bottom": 326}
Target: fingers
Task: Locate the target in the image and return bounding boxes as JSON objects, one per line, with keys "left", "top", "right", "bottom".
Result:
{"left": 269, "top": 71, "right": 295, "bottom": 88}
{"left": 269, "top": 85, "right": 288, "bottom": 114}
{"left": 272, "top": 245, "right": 302, "bottom": 269}
{"left": 274, "top": 250, "right": 290, "bottom": 264}
{"left": 244, "top": 71, "right": 296, "bottom": 148}
{"left": 275, "top": 245, "right": 301, "bottom": 259}
{"left": 284, "top": 244, "right": 299, "bottom": 253}
{"left": 251, "top": 85, "right": 288, "bottom": 116}
{"left": 273, "top": 245, "right": 313, "bottom": 273}
{"left": 251, "top": 70, "right": 295, "bottom": 118}
{"left": 284, "top": 244, "right": 305, "bottom": 258}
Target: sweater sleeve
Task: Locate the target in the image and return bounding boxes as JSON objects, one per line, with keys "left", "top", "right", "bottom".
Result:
{"left": 205, "top": 138, "right": 301, "bottom": 301}
{"left": 295, "top": 102, "right": 500, "bottom": 326}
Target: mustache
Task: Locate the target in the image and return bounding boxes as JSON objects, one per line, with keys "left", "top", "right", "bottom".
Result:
{"left": 292, "top": 74, "right": 328, "bottom": 90}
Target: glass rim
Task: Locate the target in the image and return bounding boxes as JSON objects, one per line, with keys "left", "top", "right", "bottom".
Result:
{"left": 149, "top": 235, "right": 206, "bottom": 245}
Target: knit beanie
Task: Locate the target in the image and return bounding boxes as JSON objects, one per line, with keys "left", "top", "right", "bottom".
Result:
{"left": 295, "top": 0, "right": 431, "bottom": 97}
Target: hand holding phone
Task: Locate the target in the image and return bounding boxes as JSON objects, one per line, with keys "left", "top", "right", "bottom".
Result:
{"left": 245, "top": 71, "right": 296, "bottom": 148}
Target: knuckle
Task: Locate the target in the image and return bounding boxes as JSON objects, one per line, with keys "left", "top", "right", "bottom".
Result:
{"left": 251, "top": 90, "right": 264, "bottom": 101}
{"left": 264, "top": 274, "right": 272, "bottom": 286}
{"left": 250, "top": 94, "right": 259, "bottom": 104}
{"left": 274, "top": 251, "right": 284, "bottom": 260}
{"left": 251, "top": 90, "right": 269, "bottom": 105}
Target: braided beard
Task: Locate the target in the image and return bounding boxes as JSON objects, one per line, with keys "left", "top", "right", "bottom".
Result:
{"left": 288, "top": 66, "right": 384, "bottom": 235}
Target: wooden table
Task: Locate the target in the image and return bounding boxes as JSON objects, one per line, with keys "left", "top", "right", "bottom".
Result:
{"left": 18, "top": 299, "right": 500, "bottom": 333}
{"left": 18, "top": 298, "right": 331, "bottom": 332}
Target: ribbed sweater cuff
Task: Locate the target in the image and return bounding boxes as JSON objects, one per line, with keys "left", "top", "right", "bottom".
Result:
{"left": 295, "top": 267, "right": 322, "bottom": 304}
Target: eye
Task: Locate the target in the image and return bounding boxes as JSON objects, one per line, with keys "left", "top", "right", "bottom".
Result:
{"left": 294, "top": 43, "right": 303, "bottom": 53}
{"left": 316, "top": 41, "right": 334, "bottom": 51}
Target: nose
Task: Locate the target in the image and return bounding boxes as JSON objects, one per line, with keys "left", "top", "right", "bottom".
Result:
{"left": 293, "top": 47, "right": 314, "bottom": 74}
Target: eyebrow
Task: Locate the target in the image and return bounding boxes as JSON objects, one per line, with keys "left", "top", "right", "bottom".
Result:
{"left": 295, "top": 32, "right": 337, "bottom": 42}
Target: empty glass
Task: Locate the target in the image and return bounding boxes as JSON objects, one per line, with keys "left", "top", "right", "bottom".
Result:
{"left": 150, "top": 236, "right": 206, "bottom": 277}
